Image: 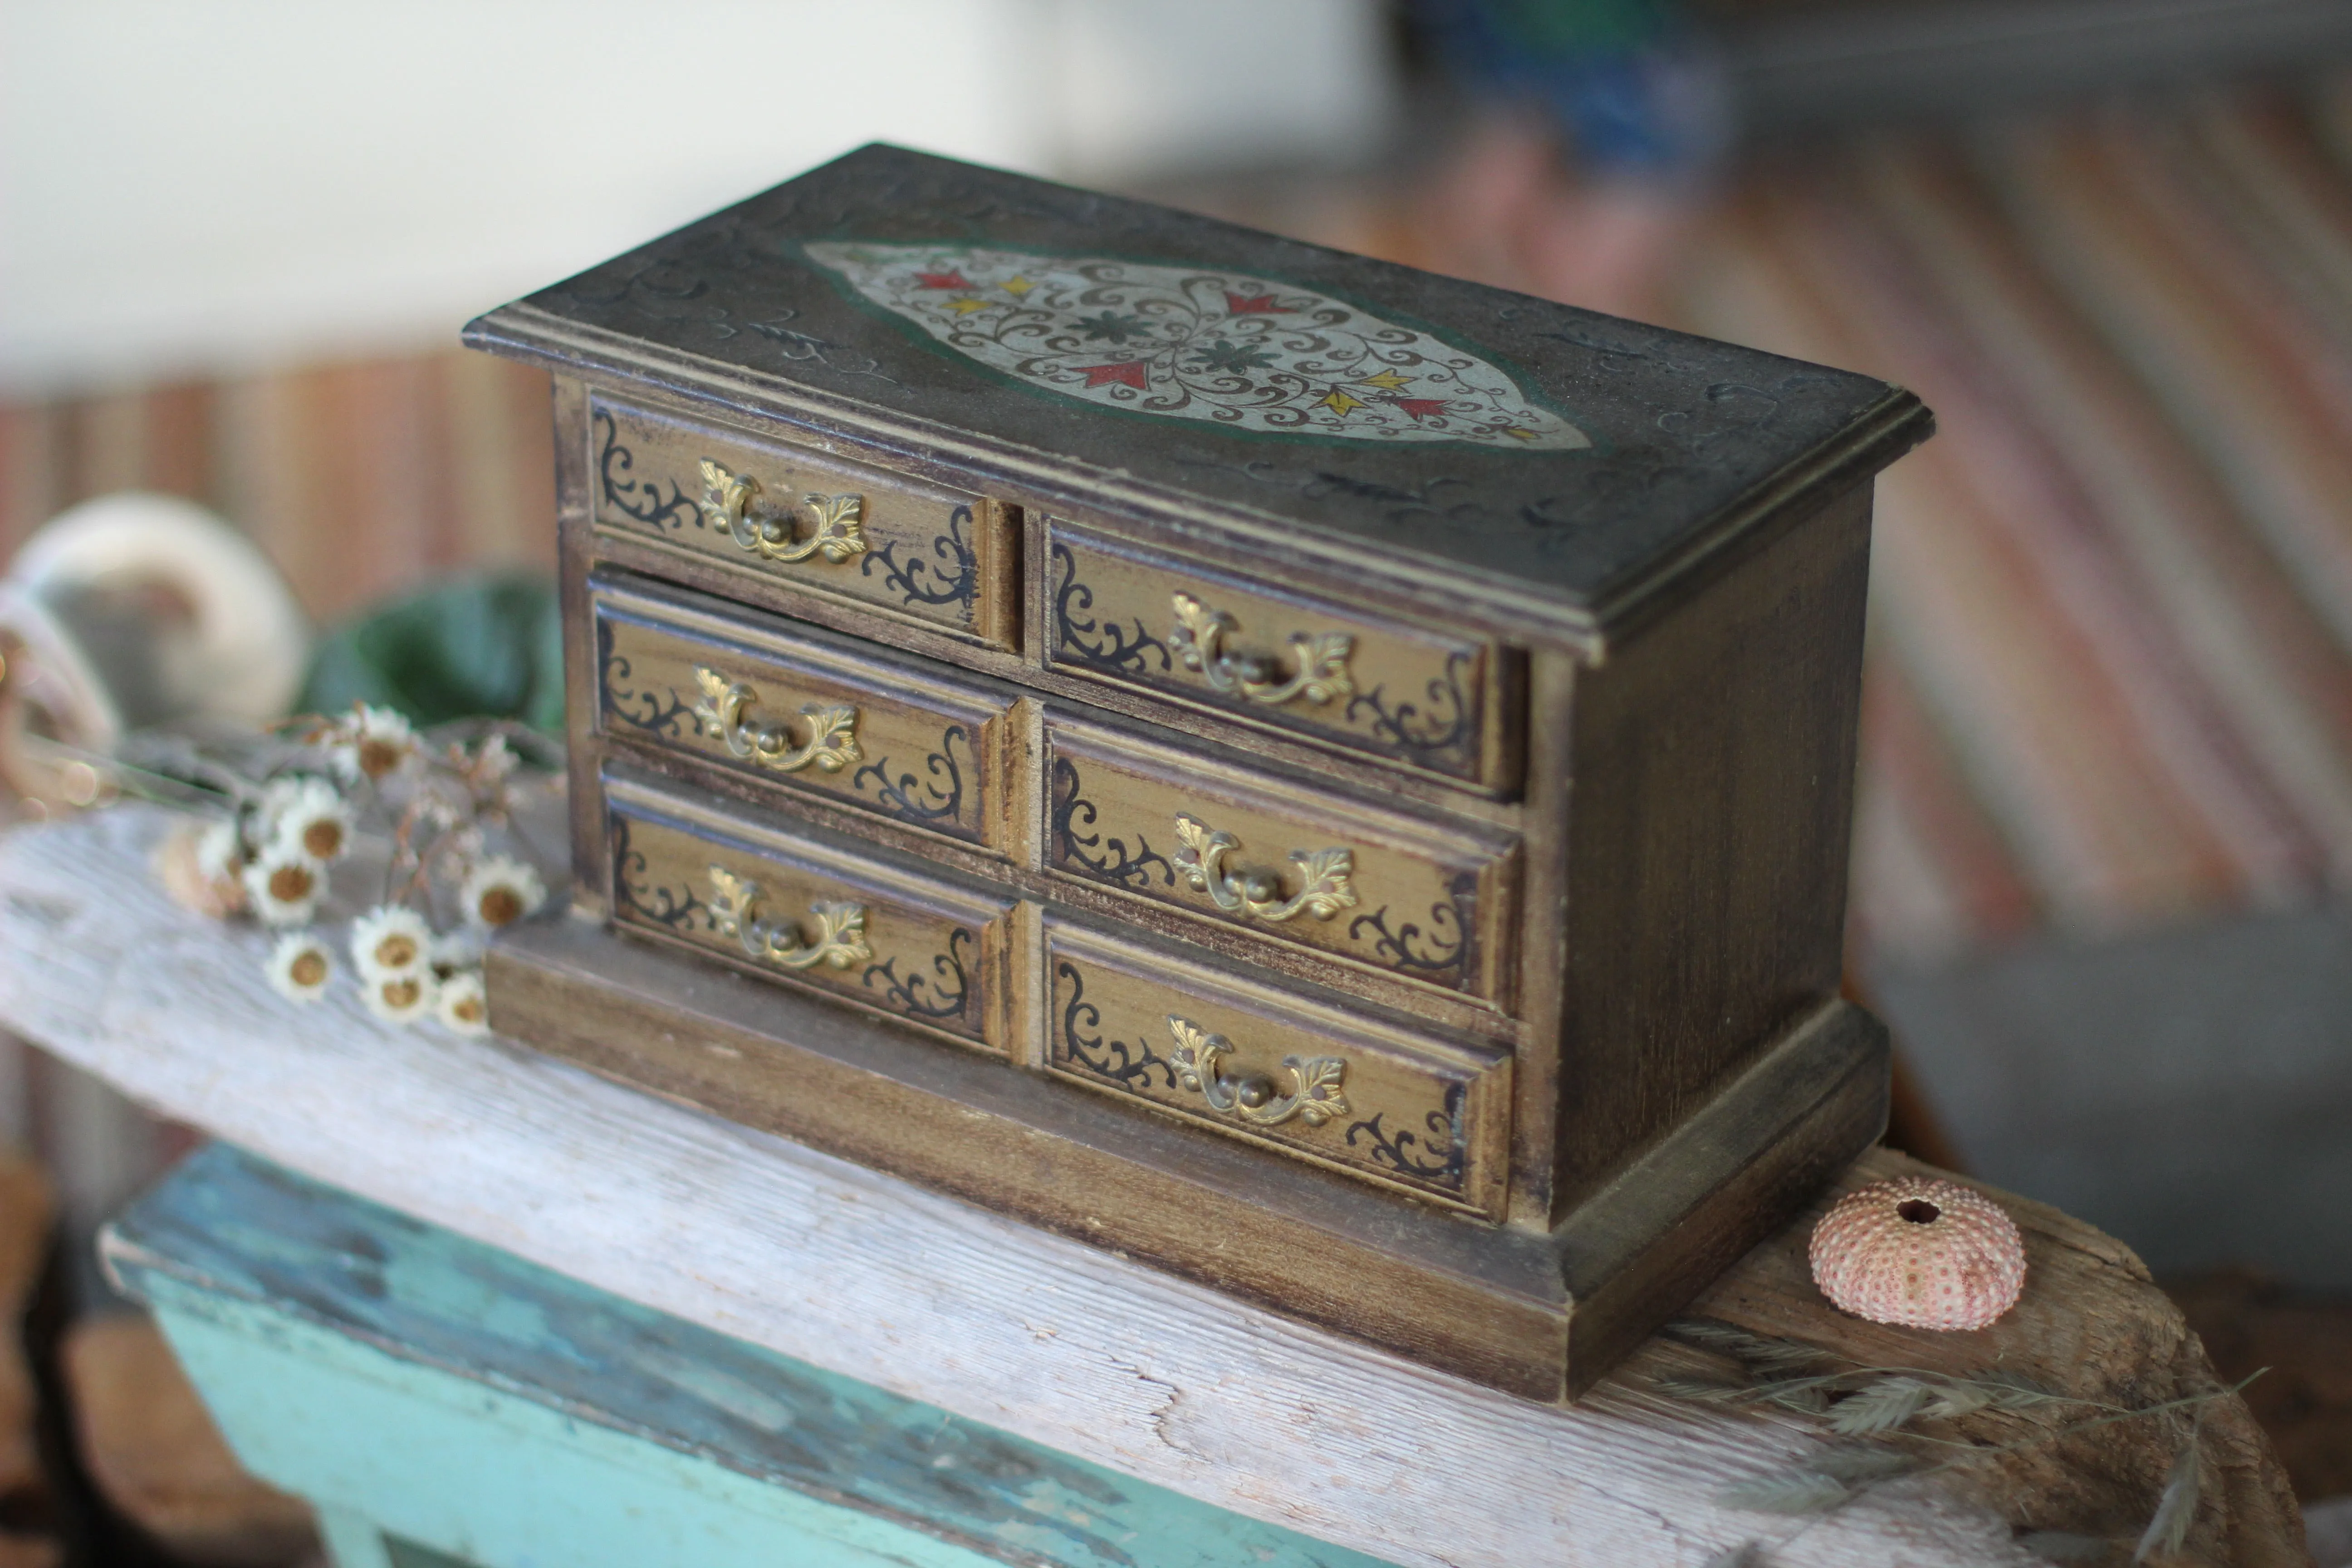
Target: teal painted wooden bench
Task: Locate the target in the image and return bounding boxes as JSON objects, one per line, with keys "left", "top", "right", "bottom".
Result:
{"left": 102, "top": 1143, "right": 1396, "bottom": 1568}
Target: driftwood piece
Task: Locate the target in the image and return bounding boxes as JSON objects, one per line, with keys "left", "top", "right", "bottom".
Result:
{"left": 63, "top": 1314, "right": 317, "bottom": 1567}
{"left": 0, "top": 809, "right": 2308, "bottom": 1568}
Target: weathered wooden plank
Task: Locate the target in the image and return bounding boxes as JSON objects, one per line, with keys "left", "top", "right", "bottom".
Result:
{"left": 106, "top": 1142, "right": 1397, "bottom": 1568}
{"left": 0, "top": 810, "right": 2304, "bottom": 1568}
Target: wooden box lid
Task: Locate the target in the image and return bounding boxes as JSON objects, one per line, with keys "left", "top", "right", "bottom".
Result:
{"left": 466, "top": 143, "right": 1928, "bottom": 642}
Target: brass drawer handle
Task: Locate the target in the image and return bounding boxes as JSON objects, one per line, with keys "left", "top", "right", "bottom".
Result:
{"left": 691, "top": 666, "right": 860, "bottom": 774}
{"left": 699, "top": 459, "right": 867, "bottom": 565}
{"left": 1171, "top": 813, "right": 1357, "bottom": 923}
{"left": 1169, "top": 592, "right": 1354, "bottom": 707}
{"left": 1165, "top": 1016, "right": 1348, "bottom": 1127}
{"left": 706, "top": 866, "right": 873, "bottom": 970}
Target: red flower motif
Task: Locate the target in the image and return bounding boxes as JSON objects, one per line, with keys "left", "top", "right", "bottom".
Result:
{"left": 914, "top": 270, "right": 972, "bottom": 290}
{"left": 1224, "top": 292, "right": 1286, "bottom": 315}
{"left": 1391, "top": 397, "right": 1450, "bottom": 421}
{"left": 1075, "top": 361, "right": 1150, "bottom": 390}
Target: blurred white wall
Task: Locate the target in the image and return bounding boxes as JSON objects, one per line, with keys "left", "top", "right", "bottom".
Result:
{"left": 0, "top": 0, "right": 1394, "bottom": 396}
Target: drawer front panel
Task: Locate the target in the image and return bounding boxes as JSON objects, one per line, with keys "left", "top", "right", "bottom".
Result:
{"left": 593, "top": 576, "right": 1012, "bottom": 851}
{"left": 1044, "top": 715, "right": 1519, "bottom": 1003}
{"left": 608, "top": 786, "right": 1012, "bottom": 1049}
{"left": 591, "top": 394, "right": 1015, "bottom": 646}
{"left": 1045, "top": 924, "right": 1509, "bottom": 1212}
{"left": 1045, "top": 522, "right": 1513, "bottom": 789}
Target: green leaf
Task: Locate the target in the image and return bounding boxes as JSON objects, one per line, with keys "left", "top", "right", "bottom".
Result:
{"left": 301, "top": 574, "right": 563, "bottom": 737}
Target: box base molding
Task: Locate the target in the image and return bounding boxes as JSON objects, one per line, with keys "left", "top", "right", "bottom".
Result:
{"left": 487, "top": 918, "right": 1888, "bottom": 1402}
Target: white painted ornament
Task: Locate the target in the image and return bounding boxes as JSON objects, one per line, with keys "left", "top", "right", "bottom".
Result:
{"left": 1808, "top": 1175, "right": 2027, "bottom": 1331}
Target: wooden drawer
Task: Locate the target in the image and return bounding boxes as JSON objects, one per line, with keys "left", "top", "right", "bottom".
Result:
{"left": 1044, "top": 521, "right": 1517, "bottom": 791}
{"left": 593, "top": 572, "right": 1014, "bottom": 853}
{"left": 605, "top": 776, "right": 1014, "bottom": 1050}
{"left": 590, "top": 393, "right": 1017, "bottom": 647}
{"left": 1044, "top": 713, "right": 1520, "bottom": 1004}
{"left": 1045, "top": 922, "right": 1510, "bottom": 1214}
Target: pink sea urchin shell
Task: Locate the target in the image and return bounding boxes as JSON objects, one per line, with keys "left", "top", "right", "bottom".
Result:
{"left": 1808, "top": 1175, "right": 2026, "bottom": 1331}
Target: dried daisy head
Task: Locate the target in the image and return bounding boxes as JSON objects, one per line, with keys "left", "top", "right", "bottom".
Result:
{"left": 324, "top": 704, "right": 418, "bottom": 784}
{"left": 263, "top": 775, "right": 353, "bottom": 864}
{"left": 350, "top": 906, "right": 432, "bottom": 978}
{"left": 461, "top": 855, "right": 546, "bottom": 931}
{"left": 436, "top": 970, "right": 490, "bottom": 1036}
{"left": 194, "top": 819, "right": 245, "bottom": 884}
{"left": 265, "top": 931, "right": 334, "bottom": 1003}
{"left": 241, "top": 849, "right": 323, "bottom": 927}
{"left": 158, "top": 820, "right": 246, "bottom": 918}
{"left": 362, "top": 968, "right": 437, "bottom": 1025}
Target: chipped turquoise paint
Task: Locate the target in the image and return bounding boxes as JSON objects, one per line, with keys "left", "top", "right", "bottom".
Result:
{"left": 107, "top": 1145, "right": 1397, "bottom": 1568}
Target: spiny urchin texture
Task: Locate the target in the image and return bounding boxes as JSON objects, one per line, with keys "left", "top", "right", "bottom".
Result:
{"left": 1808, "top": 1175, "right": 2026, "bottom": 1332}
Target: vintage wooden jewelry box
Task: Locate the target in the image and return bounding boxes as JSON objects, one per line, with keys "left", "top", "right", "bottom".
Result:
{"left": 466, "top": 144, "right": 1931, "bottom": 1402}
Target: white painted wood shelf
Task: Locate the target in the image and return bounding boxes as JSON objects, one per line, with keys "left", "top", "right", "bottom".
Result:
{"left": 0, "top": 809, "right": 2304, "bottom": 1568}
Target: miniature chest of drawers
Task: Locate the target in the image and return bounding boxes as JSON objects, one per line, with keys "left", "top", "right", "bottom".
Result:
{"left": 467, "top": 144, "right": 1932, "bottom": 1403}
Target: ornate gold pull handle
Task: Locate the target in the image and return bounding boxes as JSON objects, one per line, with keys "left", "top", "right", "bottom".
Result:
{"left": 1169, "top": 592, "right": 1354, "bottom": 707}
{"left": 1171, "top": 813, "right": 1357, "bottom": 923}
{"left": 1165, "top": 1016, "right": 1348, "bottom": 1127}
{"left": 705, "top": 866, "right": 873, "bottom": 971}
{"left": 691, "top": 666, "right": 860, "bottom": 774}
{"left": 699, "top": 459, "right": 866, "bottom": 565}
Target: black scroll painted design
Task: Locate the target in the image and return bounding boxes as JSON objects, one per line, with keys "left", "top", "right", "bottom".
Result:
{"left": 599, "top": 633, "right": 699, "bottom": 742}
{"left": 1048, "top": 757, "right": 1172, "bottom": 887}
{"left": 594, "top": 407, "right": 698, "bottom": 532}
{"left": 1345, "top": 1086, "right": 1465, "bottom": 1186}
{"left": 851, "top": 725, "right": 969, "bottom": 833}
{"left": 611, "top": 818, "right": 706, "bottom": 935}
{"left": 1051, "top": 542, "right": 1168, "bottom": 674}
{"left": 862, "top": 503, "right": 977, "bottom": 612}
{"left": 1055, "top": 961, "right": 1174, "bottom": 1091}
{"left": 1348, "top": 870, "right": 1475, "bottom": 981}
{"left": 1347, "top": 649, "right": 1477, "bottom": 770}
{"left": 863, "top": 927, "right": 973, "bottom": 1026}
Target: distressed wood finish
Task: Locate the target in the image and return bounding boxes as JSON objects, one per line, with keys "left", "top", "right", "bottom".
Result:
{"left": 594, "top": 570, "right": 1016, "bottom": 852}
{"left": 1043, "top": 711, "right": 1519, "bottom": 1004}
{"left": 590, "top": 393, "right": 1019, "bottom": 649}
{"left": 0, "top": 812, "right": 2306, "bottom": 1568}
{"left": 608, "top": 776, "right": 1017, "bottom": 1052}
{"left": 109, "top": 1145, "right": 1394, "bottom": 1568}
{"left": 1043, "top": 520, "right": 1516, "bottom": 791}
{"left": 466, "top": 143, "right": 1939, "bottom": 1396}
{"left": 1042, "top": 920, "right": 1512, "bottom": 1215}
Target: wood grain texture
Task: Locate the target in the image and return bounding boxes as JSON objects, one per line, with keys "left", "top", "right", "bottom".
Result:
{"left": 0, "top": 809, "right": 2303, "bottom": 1567}
{"left": 107, "top": 1144, "right": 1398, "bottom": 1568}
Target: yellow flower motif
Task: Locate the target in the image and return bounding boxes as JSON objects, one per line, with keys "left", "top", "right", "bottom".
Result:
{"left": 351, "top": 906, "right": 432, "bottom": 978}
{"left": 265, "top": 776, "right": 353, "bottom": 864}
{"left": 265, "top": 932, "right": 334, "bottom": 1004}
{"left": 1318, "top": 388, "right": 1364, "bottom": 416}
{"left": 461, "top": 856, "right": 546, "bottom": 930}
{"left": 436, "top": 970, "right": 490, "bottom": 1037}
{"left": 241, "top": 851, "right": 323, "bottom": 927}
{"left": 363, "top": 969, "right": 437, "bottom": 1025}
{"left": 1357, "top": 369, "right": 1411, "bottom": 391}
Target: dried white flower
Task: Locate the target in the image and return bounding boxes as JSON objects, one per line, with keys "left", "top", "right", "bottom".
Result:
{"left": 264, "top": 776, "right": 353, "bottom": 864}
{"left": 241, "top": 850, "right": 323, "bottom": 927}
{"left": 194, "top": 820, "right": 244, "bottom": 883}
{"left": 326, "top": 704, "right": 417, "bottom": 784}
{"left": 265, "top": 931, "right": 334, "bottom": 1003}
{"left": 461, "top": 855, "right": 546, "bottom": 930}
{"left": 436, "top": 970, "right": 490, "bottom": 1036}
{"left": 362, "top": 968, "right": 437, "bottom": 1025}
{"left": 350, "top": 906, "right": 432, "bottom": 977}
